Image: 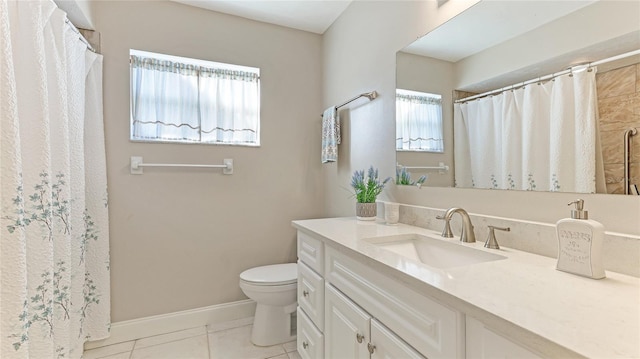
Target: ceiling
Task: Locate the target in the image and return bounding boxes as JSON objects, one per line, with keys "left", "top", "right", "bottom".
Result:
{"left": 402, "top": 0, "right": 596, "bottom": 62}
{"left": 170, "top": 0, "right": 353, "bottom": 34}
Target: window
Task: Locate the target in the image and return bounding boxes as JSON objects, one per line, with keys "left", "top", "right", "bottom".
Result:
{"left": 396, "top": 89, "right": 444, "bottom": 152}
{"left": 130, "top": 49, "right": 260, "bottom": 146}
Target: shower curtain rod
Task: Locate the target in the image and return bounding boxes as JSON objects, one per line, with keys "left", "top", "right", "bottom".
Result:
{"left": 456, "top": 49, "right": 640, "bottom": 104}
{"left": 64, "top": 18, "right": 96, "bottom": 53}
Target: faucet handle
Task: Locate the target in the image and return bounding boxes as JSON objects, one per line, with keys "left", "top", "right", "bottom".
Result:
{"left": 485, "top": 225, "right": 510, "bottom": 249}
{"left": 436, "top": 214, "right": 454, "bottom": 238}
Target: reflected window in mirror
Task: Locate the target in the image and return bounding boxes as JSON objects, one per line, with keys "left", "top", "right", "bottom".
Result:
{"left": 396, "top": 89, "right": 444, "bottom": 153}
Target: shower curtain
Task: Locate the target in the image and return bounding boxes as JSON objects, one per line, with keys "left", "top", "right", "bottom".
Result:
{"left": 454, "top": 68, "right": 599, "bottom": 193}
{"left": 0, "top": 1, "right": 110, "bottom": 358}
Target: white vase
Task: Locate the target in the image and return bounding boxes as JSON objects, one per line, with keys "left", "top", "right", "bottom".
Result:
{"left": 384, "top": 202, "right": 399, "bottom": 225}
{"left": 356, "top": 202, "right": 377, "bottom": 221}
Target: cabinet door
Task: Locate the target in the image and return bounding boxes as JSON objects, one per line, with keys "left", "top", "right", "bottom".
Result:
{"left": 370, "top": 319, "right": 426, "bottom": 359}
{"left": 325, "top": 246, "right": 463, "bottom": 359}
{"left": 325, "top": 284, "right": 370, "bottom": 359}
{"left": 466, "top": 317, "right": 542, "bottom": 359}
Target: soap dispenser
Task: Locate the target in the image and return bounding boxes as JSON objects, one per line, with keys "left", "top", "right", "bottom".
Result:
{"left": 556, "top": 199, "right": 605, "bottom": 279}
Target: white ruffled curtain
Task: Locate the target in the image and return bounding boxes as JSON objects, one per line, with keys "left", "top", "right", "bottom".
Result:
{"left": 0, "top": 1, "right": 110, "bottom": 358}
{"left": 130, "top": 54, "right": 260, "bottom": 145}
{"left": 454, "top": 68, "right": 599, "bottom": 193}
{"left": 396, "top": 90, "right": 444, "bottom": 152}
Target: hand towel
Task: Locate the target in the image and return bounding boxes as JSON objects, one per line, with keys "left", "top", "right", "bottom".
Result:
{"left": 321, "top": 106, "right": 340, "bottom": 163}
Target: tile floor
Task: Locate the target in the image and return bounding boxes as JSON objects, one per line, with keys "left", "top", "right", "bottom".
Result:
{"left": 83, "top": 318, "right": 300, "bottom": 359}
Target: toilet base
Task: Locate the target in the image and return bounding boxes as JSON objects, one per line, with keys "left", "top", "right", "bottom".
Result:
{"left": 251, "top": 303, "right": 297, "bottom": 346}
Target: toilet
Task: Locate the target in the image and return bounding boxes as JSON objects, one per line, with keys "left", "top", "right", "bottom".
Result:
{"left": 239, "top": 263, "right": 298, "bottom": 346}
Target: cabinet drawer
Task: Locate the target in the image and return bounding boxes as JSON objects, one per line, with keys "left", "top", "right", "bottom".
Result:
{"left": 297, "top": 307, "right": 324, "bottom": 359}
{"left": 298, "top": 261, "right": 324, "bottom": 331}
{"left": 325, "top": 246, "right": 463, "bottom": 359}
{"left": 297, "top": 231, "right": 324, "bottom": 274}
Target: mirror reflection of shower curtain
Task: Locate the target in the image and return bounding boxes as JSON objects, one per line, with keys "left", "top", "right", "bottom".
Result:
{"left": 454, "top": 68, "right": 603, "bottom": 193}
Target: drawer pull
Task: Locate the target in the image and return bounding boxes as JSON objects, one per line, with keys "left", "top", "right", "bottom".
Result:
{"left": 303, "top": 290, "right": 309, "bottom": 297}
{"left": 356, "top": 333, "right": 365, "bottom": 343}
{"left": 367, "top": 343, "right": 376, "bottom": 354}
{"left": 302, "top": 341, "right": 309, "bottom": 349}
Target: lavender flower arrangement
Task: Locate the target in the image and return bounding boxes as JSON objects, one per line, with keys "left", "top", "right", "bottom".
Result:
{"left": 351, "top": 166, "right": 391, "bottom": 203}
{"left": 396, "top": 166, "right": 427, "bottom": 187}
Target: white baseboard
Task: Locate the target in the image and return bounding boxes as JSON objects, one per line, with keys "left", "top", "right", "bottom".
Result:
{"left": 84, "top": 299, "right": 256, "bottom": 350}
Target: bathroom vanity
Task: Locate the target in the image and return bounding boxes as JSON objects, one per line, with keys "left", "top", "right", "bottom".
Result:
{"left": 293, "top": 218, "right": 639, "bottom": 359}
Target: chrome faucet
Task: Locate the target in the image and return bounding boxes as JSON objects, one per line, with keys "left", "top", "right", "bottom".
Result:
{"left": 437, "top": 208, "right": 476, "bottom": 243}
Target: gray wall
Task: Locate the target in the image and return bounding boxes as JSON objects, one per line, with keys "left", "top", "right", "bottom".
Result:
{"left": 322, "top": 1, "right": 640, "bottom": 234}
{"left": 93, "top": 0, "right": 324, "bottom": 322}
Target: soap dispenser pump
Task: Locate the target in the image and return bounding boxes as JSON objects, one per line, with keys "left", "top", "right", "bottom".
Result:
{"left": 556, "top": 199, "right": 605, "bottom": 279}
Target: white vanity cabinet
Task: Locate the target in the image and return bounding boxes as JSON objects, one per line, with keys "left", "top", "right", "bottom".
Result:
{"left": 298, "top": 260, "right": 324, "bottom": 330}
{"left": 296, "top": 228, "right": 544, "bottom": 359}
{"left": 297, "top": 307, "right": 324, "bottom": 359}
{"left": 325, "top": 283, "right": 425, "bottom": 359}
{"left": 325, "top": 284, "right": 371, "bottom": 359}
{"left": 325, "top": 245, "right": 463, "bottom": 359}
{"left": 466, "top": 317, "right": 542, "bottom": 359}
{"left": 297, "top": 231, "right": 325, "bottom": 359}
{"left": 370, "top": 319, "right": 426, "bottom": 359}
{"left": 293, "top": 218, "right": 640, "bottom": 359}
{"left": 296, "top": 229, "right": 462, "bottom": 359}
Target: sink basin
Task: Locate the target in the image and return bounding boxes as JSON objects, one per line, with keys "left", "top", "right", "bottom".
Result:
{"left": 363, "top": 233, "right": 506, "bottom": 269}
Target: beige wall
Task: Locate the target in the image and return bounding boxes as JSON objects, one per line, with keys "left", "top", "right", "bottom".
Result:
{"left": 321, "top": 0, "right": 478, "bottom": 217}
{"left": 323, "top": 1, "right": 640, "bottom": 234}
{"left": 93, "top": 0, "right": 324, "bottom": 322}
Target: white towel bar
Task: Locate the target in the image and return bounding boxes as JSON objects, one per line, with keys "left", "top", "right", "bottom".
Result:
{"left": 130, "top": 156, "right": 233, "bottom": 175}
{"left": 397, "top": 162, "right": 449, "bottom": 174}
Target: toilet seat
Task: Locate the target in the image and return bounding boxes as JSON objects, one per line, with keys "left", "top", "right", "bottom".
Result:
{"left": 240, "top": 263, "right": 297, "bottom": 286}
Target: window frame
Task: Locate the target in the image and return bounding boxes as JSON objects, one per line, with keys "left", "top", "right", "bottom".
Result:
{"left": 395, "top": 88, "right": 444, "bottom": 153}
{"left": 129, "top": 49, "right": 261, "bottom": 147}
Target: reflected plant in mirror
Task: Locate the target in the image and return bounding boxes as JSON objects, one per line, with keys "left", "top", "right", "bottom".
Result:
{"left": 396, "top": 166, "right": 427, "bottom": 187}
{"left": 396, "top": 0, "right": 640, "bottom": 195}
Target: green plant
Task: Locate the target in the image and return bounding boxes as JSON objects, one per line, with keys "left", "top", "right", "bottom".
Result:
{"left": 350, "top": 166, "right": 391, "bottom": 203}
{"left": 396, "top": 167, "right": 427, "bottom": 186}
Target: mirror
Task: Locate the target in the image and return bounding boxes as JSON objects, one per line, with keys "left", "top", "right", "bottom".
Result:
{"left": 396, "top": 0, "right": 640, "bottom": 194}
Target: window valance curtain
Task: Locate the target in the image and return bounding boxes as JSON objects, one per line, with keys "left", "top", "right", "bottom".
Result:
{"left": 396, "top": 92, "right": 444, "bottom": 152}
{"left": 130, "top": 54, "right": 260, "bottom": 145}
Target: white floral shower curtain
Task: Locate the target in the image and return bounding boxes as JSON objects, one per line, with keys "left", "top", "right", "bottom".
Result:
{"left": 0, "top": 1, "right": 110, "bottom": 358}
{"left": 454, "top": 68, "right": 598, "bottom": 193}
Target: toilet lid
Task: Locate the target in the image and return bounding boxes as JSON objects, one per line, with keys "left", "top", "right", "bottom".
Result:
{"left": 240, "top": 263, "right": 297, "bottom": 286}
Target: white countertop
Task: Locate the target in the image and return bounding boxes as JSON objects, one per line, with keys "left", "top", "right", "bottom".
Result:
{"left": 292, "top": 217, "right": 640, "bottom": 359}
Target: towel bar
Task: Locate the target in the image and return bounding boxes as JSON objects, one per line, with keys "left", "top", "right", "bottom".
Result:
{"left": 397, "top": 162, "right": 449, "bottom": 175}
{"left": 320, "top": 91, "right": 377, "bottom": 117}
{"left": 130, "top": 156, "right": 233, "bottom": 175}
